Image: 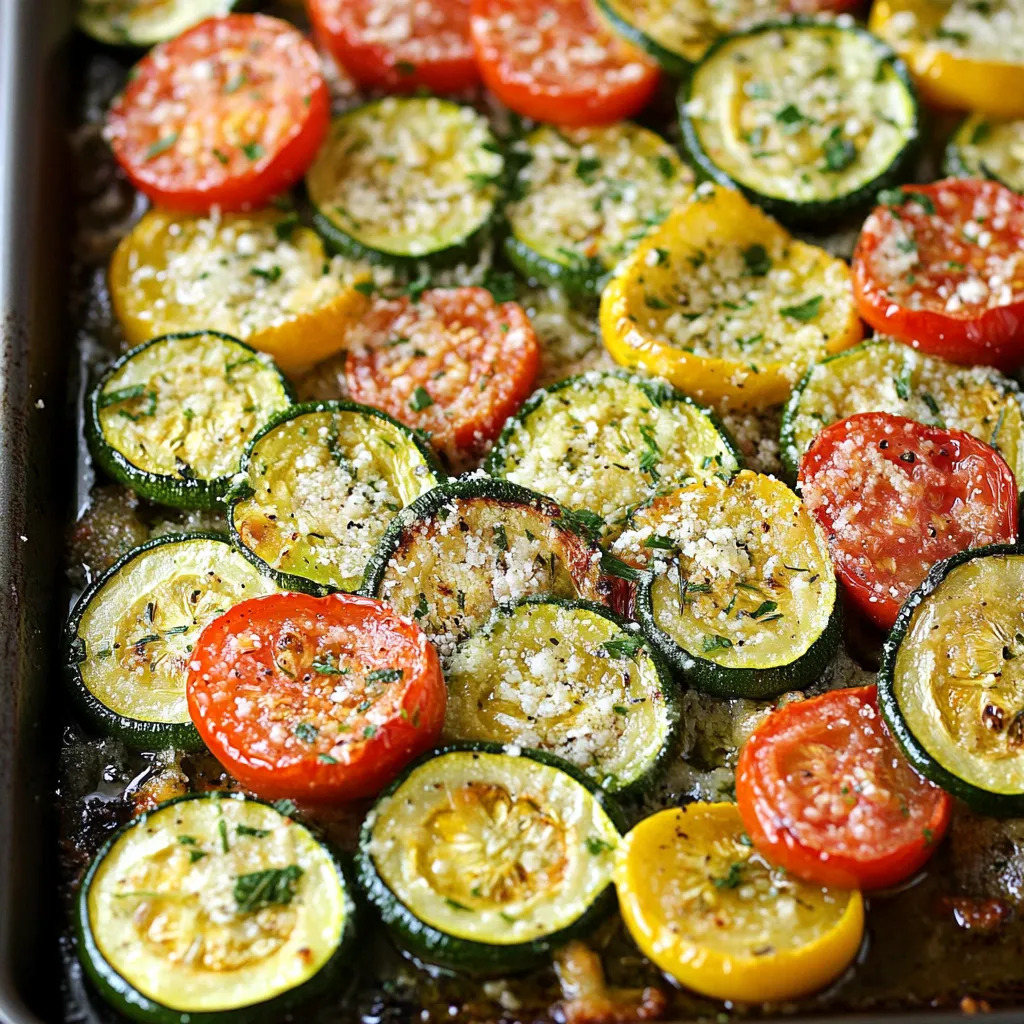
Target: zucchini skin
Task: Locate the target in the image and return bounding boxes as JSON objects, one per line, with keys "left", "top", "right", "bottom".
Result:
{"left": 485, "top": 370, "right": 743, "bottom": 485}
{"left": 74, "top": 791, "right": 357, "bottom": 1024}
{"left": 86, "top": 332, "right": 294, "bottom": 511}
{"left": 503, "top": 234, "right": 610, "bottom": 300}
{"left": 592, "top": 0, "right": 692, "bottom": 77}
{"left": 354, "top": 741, "right": 625, "bottom": 974}
{"left": 678, "top": 19, "right": 920, "bottom": 225}
{"left": 227, "top": 399, "right": 445, "bottom": 598}
{"left": 62, "top": 533, "right": 243, "bottom": 751}
{"left": 452, "top": 594, "right": 682, "bottom": 799}
{"left": 878, "top": 543, "right": 1024, "bottom": 817}
{"left": 634, "top": 568, "right": 842, "bottom": 700}
{"left": 359, "top": 476, "right": 601, "bottom": 598}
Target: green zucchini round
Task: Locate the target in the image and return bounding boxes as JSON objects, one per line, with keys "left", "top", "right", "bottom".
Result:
{"left": 944, "top": 115, "right": 1024, "bottom": 193}
{"left": 76, "top": 791, "right": 355, "bottom": 1024}
{"left": 486, "top": 371, "right": 741, "bottom": 537}
{"left": 306, "top": 97, "right": 503, "bottom": 268}
{"left": 64, "top": 533, "right": 278, "bottom": 749}
{"left": 443, "top": 596, "right": 680, "bottom": 797}
{"left": 77, "top": 0, "right": 237, "bottom": 47}
{"left": 679, "top": 19, "right": 919, "bottom": 224}
{"left": 879, "top": 544, "right": 1024, "bottom": 817}
{"left": 228, "top": 400, "right": 444, "bottom": 597}
{"left": 360, "top": 477, "right": 609, "bottom": 666}
{"left": 354, "top": 742, "right": 623, "bottom": 973}
{"left": 780, "top": 337, "right": 1024, "bottom": 484}
{"left": 504, "top": 123, "right": 691, "bottom": 298}
{"left": 618, "top": 471, "right": 840, "bottom": 699}
{"left": 593, "top": 0, "right": 698, "bottom": 76}
{"left": 87, "top": 332, "right": 293, "bottom": 511}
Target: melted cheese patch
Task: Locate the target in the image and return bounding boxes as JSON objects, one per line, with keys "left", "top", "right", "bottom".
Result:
{"left": 87, "top": 795, "right": 348, "bottom": 1012}
{"left": 444, "top": 601, "right": 671, "bottom": 791}
{"left": 883, "top": 0, "right": 1024, "bottom": 63}
{"left": 367, "top": 751, "right": 618, "bottom": 944}
{"left": 613, "top": 471, "right": 835, "bottom": 669}
{"left": 307, "top": 97, "right": 502, "bottom": 258}
{"left": 232, "top": 408, "right": 440, "bottom": 591}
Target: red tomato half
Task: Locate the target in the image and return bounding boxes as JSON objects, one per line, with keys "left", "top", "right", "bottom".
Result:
{"left": 307, "top": 0, "right": 478, "bottom": 93}
{"left": 106, "top": 15, "right": 329, "bottom": 213}
{"left": 187, "top": 592, "right": 445, "bottom": 803}
{"left": 469, "top": 0, "right": 660, "bottom": 126}
{"left": 852, "top": 180, "right": 1024, "bottom": 370}
{"left": 799, "top": 411, "right": 1017, "bottom": 629}
{"left": 345, "top": 287, "right": 539, "bottom": 463}
{"left": 737, "top": 685, "right": 952, "bottom": 890}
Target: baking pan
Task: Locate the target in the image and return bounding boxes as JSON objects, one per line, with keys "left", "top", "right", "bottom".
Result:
{"left": 3, "top": 0, "right": 1024, "bottom": 1021}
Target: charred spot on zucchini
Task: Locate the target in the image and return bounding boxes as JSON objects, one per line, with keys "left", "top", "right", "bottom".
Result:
{"left": 504, "top": 124, "right": 691, "bottom": 298}
{"left": 76, "top": 792, "right": 354, "bottom": 1023}
{"left": 87, "top": 332, "right": 293, "bottom": 510}
{"left": 64, "top": 534, "right": 277, "bottom": 749}
{"left": 680, "top": 21, "right": 918, "bottom": 223}
{"left": 780, "top": 338, "right": 1024, "bottom": 482}
{"left": 77, "top": 0, "right": 236, "bottom": 47}
{"left": 306, "top": 97, "right": 503, "bottom": 267}
{"left": 360, "top": 478, "right": 607, "bottom": 667}
{"left": 945, "top": 115, "right": 1024, "bottom": 193}
{"left": 615, "top": 471, "right": 839, "bottom": 698}
{"left": 228, "top": 401, "right": 443, "bottom": 596}
{"left": 355, "top": 743, "right": 622, "bottom": 973}
{"left": 879, "top": 545, "right": 1024, "bottom": 816}
{"left": 486, "top": 372, "right": 740, "bottom": 536}
{"left": 443, "top": 597, "right": 679, "bottom": 796}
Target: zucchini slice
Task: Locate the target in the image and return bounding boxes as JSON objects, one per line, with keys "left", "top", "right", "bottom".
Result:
{"left": 109, "top": 208, "right": 372, "bottom": 375}
{"left": 486, "top": 371, "right": 741, "bottom": 535}
{"left": 614, "top": 471, "right": 840, "bottom": 698}
{"left": 599, "top": 184, "right": 863, "bottom": 410}
{"left": 360, "top": 478, "right": 607, "bottom": 666}
{"left": 680, "top": 20, "right": 918, "bottom": 223}
{"left": 443, "top": 598, "right": 679, "bottom": 796}
{"left": 355, "top": 743, "right": 622, "bottom": 973}
{"left": 76, "top": 792, "right": 354, "bottom": 1023}
{"left": 879, "top": 545, "right": 1024, "bottom": 816}
{"left": 945, "top": 115, "right": 1024, "bottom": 193}
{"left": 88, "top": 333, "right": 293, "bottom": 510}
{"left": 307, "top": 97, "right": 503, "bottom": 266}
{"left": 65, "top": 534, "right": 278, "bottom": 749}
{"left": 77, "top": 0, "right": 235, "bottom": 47}
{"left": 780, "top": 338, "right": 1024, "bottom": 483}
{"left": 228, "top": 401, "right": 444, "bottom": 595}
{"left": 505, "top": 123, "right": 691, "bottom": 298}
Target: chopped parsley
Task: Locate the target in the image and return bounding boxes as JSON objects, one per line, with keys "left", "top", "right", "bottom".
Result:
{"left": 234, "top": 865, "right": 304, "bottom": 913}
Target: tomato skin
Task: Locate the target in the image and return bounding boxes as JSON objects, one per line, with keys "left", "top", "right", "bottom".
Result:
{"left": 345, "top": 287, "right": 539, "bottom": 462}
{"left": 187, "top": 592, "right": 445, "bottom": 804}
{"left": 469, "top": 0, "right": 659, "bottom": 126}
{"left": 107, "top": 15, "right": 329, "bottom": 213}
{"left": 852, "top": 180, "right": 1024, "bottom": 371}
{"left": 307, "top": 0, "right": 478, "bottom": 93}
{"left": 737, "top": 685, "right": 952, "bottom": 890}
{"left": 799, "top": 411, "right": 1018, "bottom": 630}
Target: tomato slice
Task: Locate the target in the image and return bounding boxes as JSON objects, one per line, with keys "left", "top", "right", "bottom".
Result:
{"left": 345, "top": 287, "right": 540, "bottom": 463}
{"left": 106, "top": 14, "right": 329, "bottom": 213}
{"left": 737, "top": 685, "right": 952, "bottom": 890}
{"left": 187, "top": 592, "right": 445, "bottom": 803}
{"left": 799, "top": 411, "right": 1018, "bottom": 630}
{"left": 469, "top": 0, "right": 660, "bottom": 126}
{"left": 307, "top": 0, "right": 477, "bottom": 93}
{"left": 852, "top": 180, "right": 1024, "bottom": 370}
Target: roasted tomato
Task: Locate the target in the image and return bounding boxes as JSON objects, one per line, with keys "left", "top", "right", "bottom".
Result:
{"left": 187, "top": 592, "right": 445, "bottom": 803}
{"left": 852, "top": 180, "right": 1024, "bottom": 370}
{"left": 307, "top": 0, "right": 478, "bottom": 93}
{"left": 799, "top": 411, "right": 1018, "bottom": 629}
{"left": 106, "top": 14, "right": 329, "bottom": 212}
{"left": 737, "top": 684, "right": 953, "bottom": 890}
{"left": 469, "top": 0, "right": 660, "bottom": 126}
